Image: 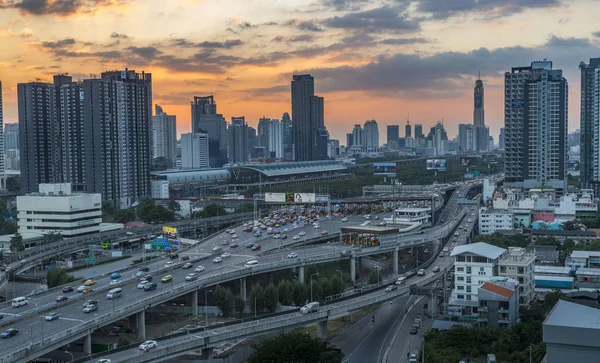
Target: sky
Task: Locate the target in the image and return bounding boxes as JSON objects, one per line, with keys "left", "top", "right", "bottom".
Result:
{"left": 0, "top": 0, "right": 599, "bottom": 145}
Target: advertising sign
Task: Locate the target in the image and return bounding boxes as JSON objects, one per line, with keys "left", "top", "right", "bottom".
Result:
{"left": 265, "top": 192, "right": 286, "bottom": 203}
{"left": 373, "top": 163, "right": 398, "bottom": 176}
{"left": 460, "top": 157, "right": 475, "bottom": 167}
{"left": 162, "top": 226, "right": 177, "bottom": 237}
{"left": 294, "top": 193, "right": 316, "bottom": 203}
{"left": 426, "top": 159, "right": 447, "bottom": 171}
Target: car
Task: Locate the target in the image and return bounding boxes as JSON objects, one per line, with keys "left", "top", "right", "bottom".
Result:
{"left": 341, "top": 217, "right": 348, "bottom": 222}
{"left": 212, "top": 246, "right": 221, "bottom": 252}
{"left": 137, "top": 281, "right": 149, "bottom": 289}
{"left": 281, "top": 235, "right": 288, "bottom": 239}
{"left": 144, "top": 282, "right": 157, "bottom": 291}
{"left": 287, "top": 252, "right": 298, "bottom": 259}
{"left": 409, "top": 353, "right": 418, "bottom": 363}
{"left": 195, "top": 266, "right": 205, "bottom": 273}
{"left": 221, "top": 252, "right": 231, "bottom": 258}
{"left": 222, "top": 240, "right": 229, "bottom": 245}
{"left": 83, "top": 304, "right": 98, "bottom": 313}
{"left": 0, "top": 328, "right": 18, "bottom": 339}
{"left": 96, "top": 360, "right": 112, "bottom": 363}
{"left": 109, "top": 280, "right": 121, "bottom": 286}
{"left": 299, "top": 231, "right": 306, "bottom": 236}
{"left": 433, "top": 266, "right": 440, "bottom": 273}
{"left": 164, "top": 261, "right": 174, "bottom": 268}
{"left": 181, "top": 255, "right": 190, "bottom": 261}
{"left": 230, "top": 243, "right": 238, "bottom": 248}
{"left": 53, "top": 295, "right": 68, "bottom": 303}
{"left": 182, "top": 262, "right": 193, "bottom": 269}
{"left": 83, "top": 300, "right": 98, "bottom": 308}
{"left": 231, "top": 234, "right": 238, "bottom": 238}
{"left": 139, "top": 340, "right": 158, "bottom": 350}
{"left": 84, "top": 279, "right": 96, "bottom": 286}
{"left": 374, "top": 215, "right": 380, "bottom": 220}
{"left": 213, "top": 257, "right": 223, "bottom": 263}
{"left": 110, "top": 272, "right": 121, "bottom": 280}
{"left": 139, "top": 266, "right": 150, "bottom": 272}
{"left": 161, "top": 275, "right": 173, "bottom": 283}
{"left": 443, "top": 247, "right": 449, "bottom": 253}
{"left": 228, "top": 230, "right": 236, "bottom": 235}
{"left": 45, "top": 312, "right": 59, "bottom": 321}
{"left": 273, "top": 234, "right": 281, "bottom": 239}
{"left": 136, "top": 271, "right": 145, "bottom": 277}
{"left": 293, "top": 235, "right": 300, "bottom": 240}
{"left": 410, "top": 327, "right": 418, "bottom": 335}
{"left": 254, "top": 232, "right": 262, "bottom": 237}
{"left": 185, "top": 273, "right": 198, "bottom": 281}
{"left": 385, "top": 285, "right": 397, "bottom": 292}
{"left": 141, "top": 275, "right": 153, "bottom": 281}
{"left": 373, "top": 264, "right": 380, "bottom": 270}
{"left": 252, "top": 244, "right": 261, "bottom": 251}
{"left": 320, "top": 230, "right": 329, "bottom": 235}
{"left": 62, "top": 286, "right": 74, "bottom": 293}
{"left": 313, "top": 224, "right": 320, "bottom": 229}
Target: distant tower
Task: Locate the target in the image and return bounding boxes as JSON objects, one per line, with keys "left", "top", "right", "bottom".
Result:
{"left": 405, "top": 118, "right": 412, "bottom": 138}
{"left": 474, "top": 72, "right": 485, "bottom": 126}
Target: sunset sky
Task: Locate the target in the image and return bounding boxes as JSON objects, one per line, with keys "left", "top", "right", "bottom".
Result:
{"left": 0, "top": 0, "right": 598, "bottom": 144}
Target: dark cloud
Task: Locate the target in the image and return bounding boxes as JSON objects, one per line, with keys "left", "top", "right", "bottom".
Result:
{"left": 40, "top": 37, "right": 76, "bottom": 48}
{"left": 272, "top": 34, "right": 316, "bottom": 43}
{"left": 414, "top": 0, "right": 562, "bottom": 20}
{"left": 324, "top": 5, "right": 421, "bottom": 32}
{"left": 110, "top": 32, "right": 129, "bottom": 39}
{"left": 594, "top": 31, "right": 600, "bottom": 38}
{"left": 380, "top": 37, "right": 429, "bottom": 45}
{"left": 126, "top": 46, "right": 162, "bottom": 59}
{"left": 545, "top": 35, "right": 591, "bottom": 47}
{"left": 284, "top": 19, "right": 324, "bottom": 32}
{"left": 171, "top": 38, "right": 243, "bottom": 49}
{"left": 0, "top": 0, "right": 128, "bottom": 16}
{"left": 321, "top": 0, "right": 370, "bottom": 11}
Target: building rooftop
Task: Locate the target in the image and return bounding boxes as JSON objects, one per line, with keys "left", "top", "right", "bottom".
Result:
{"left": 480, "top": 281, "right": 516, "bottom": 299}
{"left": 534, "top": 266, "right": 572, "bottom": 275}
{"left": 498, "top": 247, "right": 536, "bottom": 266}
{"left": 150, "top": 169, "right": 230, "bottom": 184}
{"left": 450, "top": 242, "right": 506, "bottom": 260}
{"left": 234, "top": 161, "right": 347, "bottom": 177}
{"left": 395, "top": 207, "right": 431, "bottom": 213}
{"left": 575, "top": 268, "right": 600, "bottom": 277}
{"left": 544, "top": 299, "right": 600, "bottom": 331}
{"left": 570, "top": 250, "right": 600, "bottom": 259}
{"left": 534, "top": 275, "right": 574, "bottom": 282}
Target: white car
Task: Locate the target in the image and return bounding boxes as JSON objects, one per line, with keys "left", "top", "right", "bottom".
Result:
{"left": 137, "top": 281, "right": 149, "bottom": 289}
{"left": 77, "top": 285, "right": 86, "bottom": 292}
{"left": 195, "top": 266, "right": 205, "bottom": 273}
{"left": 287, "top": 252, "right": 298, "bottom": 259}
{"left": 212, "top": 246, "right": 221, "bottom": 252}
{"left": 313, "top": 224, "right": 320, "bottom": 229}
{"left": 221, "top": 252, "right": 231, "bottom": 258}
{"left": 229, "top": 230, "right": 236, "bottom": 234}
{"left": 185, "top": 273, "right": 198, "bottom": 281}
{"left": 299, "top": 231, "right": 306, "bottom": 236}
{"left": 95, "top": 359, "right": 112, "bottom": 363}
{"left": 341, "top": 217, "right": 348, "bottom": 222}
{"left": 293, "top": 235, "right": 300, "bottom": 240}
{"left": 135, "top": 271, "right": 144, "bottom": 277}
{"left": 109, "top": 280, "right": 121, "bottom": 286}
{"left": 231, "top": 234, "right": 238, "bottom": 238}
{"left": 165, "top": 261, "right": 174, "bottom": 268}
{"left": 273, "top": 234, "right": 281, "bottom": 239}
{"left": 139, "top": 340, "right": 157, "bottom": 350}
{"left": 213, "top": 257, "right": 223, "bottom": 263}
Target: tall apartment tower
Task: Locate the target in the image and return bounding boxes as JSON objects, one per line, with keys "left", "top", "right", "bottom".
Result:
{"left": 0, "top": 82, "right": 4, "bottom": 188}
{"left": 228, "top": 116, "right": 248, "bottom": 163}
{"left": 291, "top": 74, "right": 327, "bottom": 161}
{"left": 190, "top": 95, "right": 227, "bottom": 167}
{"left": 405, "top": 120, "right": 412, "bottom": 138}
{"left": 181, "top": 133, "right": 209, "bottom": 169}
{"left": 387, "top": 125, "right": 399, "bottom": 149}
{"left": 268, "top": 119, "right": 283, "bottom": 159}
{"left": 257, "top": 117, "right": 270, "bottom": 150}
{"left": 281, "top": 112, "right": 293, "bottom": 160}
{"left": 352, "top": 124, "right": 363, "bottom": 148}
{"left": 4, "top": 123, "right": 18, "bottom": 151}
{"left": 579, "top": 58, "right": 600, "bottom": 193}
{"left": 474, "top": 75, "right": 485, "bottom": 126}
{"left": 458, "top": 124, "right": 475, "bottom": 152}
{"left": 363, "top": 120, "right": 379, "bottom": 149}
{"left": 504, "top": 61, "right": 568, "bottom": 190}
{"left": 152, "top": 104, "right": 177, "bottom": 166}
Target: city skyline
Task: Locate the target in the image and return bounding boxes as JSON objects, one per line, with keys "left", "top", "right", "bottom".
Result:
{"left": 0, "top": 0, "right": 596, "bottom": 142}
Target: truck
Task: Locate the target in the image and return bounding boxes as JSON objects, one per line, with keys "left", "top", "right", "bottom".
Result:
{"left": 300, "top": 302, "right": 320, "bottom": 314}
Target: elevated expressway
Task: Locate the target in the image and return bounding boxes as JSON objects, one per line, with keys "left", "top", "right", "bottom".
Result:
{"left": 0, "top": 183, "right": 481, "bottom": 362}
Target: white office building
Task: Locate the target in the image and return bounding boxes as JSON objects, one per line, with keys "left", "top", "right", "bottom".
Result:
{"left": 498, "top": 247, "right": 536, "bottom": 307}
{"left": 181, "top": 133, "right": 209, "bottom": 169}
{"left": 268, "top": 119, "right": 283, "bottom": 159}
{"left": 478, "top": 208, "right": 515, "bottom": 234}
{"left": 150, "top": 180, "right": 169, "bottom": 199}
{"left": 448, "top": 242, "right": 507, "bottom": 320}
{"left": 17, "top": 183, "right": 102, "bottom": 238}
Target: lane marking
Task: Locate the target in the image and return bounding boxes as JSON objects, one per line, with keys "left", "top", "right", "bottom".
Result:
{"left": 59, "top": 317, "right": 85, "bottom": 322}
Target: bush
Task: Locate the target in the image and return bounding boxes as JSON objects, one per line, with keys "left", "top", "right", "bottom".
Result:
{"left": 46, "top": 268, "right": 75, "bottom": 288}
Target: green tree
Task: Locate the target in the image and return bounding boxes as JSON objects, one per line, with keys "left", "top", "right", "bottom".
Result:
{"left": 213, "top": 285, "right": 234, "bottom": 317}
{"left": 136, "top": 199, "right": 156, "bottom": 222}
{"left": 234, "top": 296, "right": 246, "bottom": 318}
{"left": 43, "top": 231, "right": 62, "bottom": 244}
{"left": 368, "top": 271, "right": 381, "bottom": 285}
{"left": 562, "top": 220, "right": 577, "bottom": 231}
{"left": 292, "top": 280, "right": 307, "bottom": 306}
{"left": 277, "top": 280, "right": 293, "bottom": 306}
{"left": 330, "top": 275, "right": 344, "bottom": 295}
{"left": 46, "top": 268, "right": 75, "bottom": 288}
{"left": 249, "top": 284, "right": 266, "bottom": 314}
{"left": 304, "top": 265, "right": 318, "bottom": 284}
{"left": 311, "top": 278, "right": 324, "bottom": 301}
{"left": 6, "top": 176, "right": 20, "bottom": 193}
{"left": 248, "top": 332, "right": 344, "bottom": 363}
{"left": 0, "top": 218, "right": 18, "bottom": 235}
{"left": 10, "top": 232, "right": 24, "bottom": 252}
{"left": 263, "top": 283, "right": 279, "bottom": 312}
{"left": 167, "top": 200, "right": 181, "bottom": 213}
{"left": 194, "top": 204, "right": 227, "bottom": 218}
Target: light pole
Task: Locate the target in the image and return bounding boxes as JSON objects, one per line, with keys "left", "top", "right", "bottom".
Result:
{"left": 65, "top": 351, "right": 74, "bottom": 362}
{"left": 310, "top": 273, "right": 319, "bottom": 302}
{"left": 204, "top": 290, "right": 212, "bottom": 326}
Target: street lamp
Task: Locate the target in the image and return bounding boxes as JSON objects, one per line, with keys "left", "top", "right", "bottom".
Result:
{"left": 205, "top": 290, "right": 212, "bottom": 326}
{"left": 65, "top": 351, "right": 74, "bottom": 362}
{"left": 310, "top": 273, "right": 319, "bottom": 302}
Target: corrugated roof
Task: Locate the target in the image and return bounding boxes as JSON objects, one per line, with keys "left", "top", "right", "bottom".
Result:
{"left": 236, "top": 161, "right": 347, "bottom": 177}
{"left": 544, "top": 300, "right": 600, "bottom": 330}
{"left": 450, "top": 242, "right": 506, "bottom": 260}
{"left": 480, "top": 282, "right": 515, "bottom": 299}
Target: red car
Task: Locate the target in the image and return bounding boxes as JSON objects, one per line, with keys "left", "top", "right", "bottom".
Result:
{"left": 251, "top": 244, "right": 261, "bottom": 251}
{"left": 181, "top": 255, "right": 190, "bottom": 261}
{"left": 320, "top": 230, "right": 329, "bottom": 236}
{"left": 55, "top": 296, "right": 69, "bottom": 302}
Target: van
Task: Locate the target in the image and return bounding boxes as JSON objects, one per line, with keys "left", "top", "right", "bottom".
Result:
{"left": 245, "top": 260, "right": 259, "bottom": 268}
{"left": 12, "top": 297, "right": 28, "bottom": 308}
{"left": 395, "top": 277, "right": 406, "bottom": 285}
{"left": 107, "top": 288, "right": 122, "bottom": 299}
{"left": 417, "top": 269, "right": 425, "bottom": 276}
{"left": 300, "top": 302, "right": 320, "bottom": 314}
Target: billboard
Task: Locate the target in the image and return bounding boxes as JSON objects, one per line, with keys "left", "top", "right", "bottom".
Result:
{"left": 284, "top": 192, "right": 316, "bottom": 204}
{"left": 162, "top": 226, "right": 177, "bottom": 238}
{"left": 460, "top": 157, "right": 475, "bottom": 167}
{"left": 373, "top": 163, "right": 397, "bottom": 176}
{"left": 426, "top": 159, "right": 447, "bottom": 171}
{"left": 265, "top": 192, "right": 286, "bottom": 203}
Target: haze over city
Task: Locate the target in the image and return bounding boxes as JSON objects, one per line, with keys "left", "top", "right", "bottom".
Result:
{"left": 0, "top": 0, "right": 596, "bottom": 141}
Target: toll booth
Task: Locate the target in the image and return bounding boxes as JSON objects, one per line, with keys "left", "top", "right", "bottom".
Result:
{"left": 340, "top": 226, "right": 399, "bottom": 247}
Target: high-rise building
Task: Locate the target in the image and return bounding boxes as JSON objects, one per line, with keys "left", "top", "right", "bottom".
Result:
{"left": 181, "top": 133, "right": 209, "bottom": 169}
{"left": 4, "top": 123, "right": 18, "bottom": 151}
{"left": 346, "top": 133, "right": 353, "bottom": 148}
{"left": 363, "top": 120, "right": 379, "bottom": 149}
{"left": 387, "top": 125, "right": 399, "bottom": 149}
{"left": 257, "top": 117, "right": 270, "bottom": 150}
{"left": 458, "top": 124, "right": 475, "bottom": 152}
{"left": 281, "top": 112, "right": 293, "bottom": 160}
{"left": 190, "top": 96, "right": 227, "bottom": 167}
{"left": 328, "top": 139, "right": 339, "bottom": 158}
{"left": 152, "top": 104, "right": 177, "bottom": 166}
{"left": 475, "top": 125, "right": 489, "bottom": 152}
{"left": 499, "top": 127, "right": 505, "bottom": 150}
{"left": 247, "top": 126, "right": 257, "bottom": 158}
{"left": 405, "top": 121, "right": 412, "bottom": 138}
{"left": 228, "top": 117, "right": 248, "bottom": 163}
{"left": 291, "top": 74, "right": 327, "bottom": 161}
{"left": 268, "top": 119, "right": 283, "bottom": 159}
{"left": 0, "top": 82, "right": 4, "bottom": 187}
{"left": 580, "top": 58, "right": 600, "bottom": 193}
{"left": 414, "top": 124, "right": 424, "bottom": 139}
{"left": 474, "top": 76, "right": 485, "bottom": 126}
{"left": 352, "top": 124, "right": 363, "bottom": 148}
{"left": 504, "top": 61, "right": 568, "bottom": 190}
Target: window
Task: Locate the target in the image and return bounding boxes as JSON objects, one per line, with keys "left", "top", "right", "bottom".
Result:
{"left": 457, "top": 285, "right": 464, "bottom": 290}
{"left": 467, "top": 277, "right": 472, "bottom": 283}
{"left": 457, "top": 294, "right": 465, "bottom": 300}
{"left": 456, "top": 267, "right": 464, "bottom": 272}
{"left": 466, "top": 267, "right": 472, "bottom": 274}
{"left": 457, "top": 276, "right": 464, "bottom": 281}
{"left": 500, "top": 266, "right": 506, "bottom": 273}
{"left": 466, "top": 295, "right": 472, "bottom": 301}
{"left": 466, "top": 286, "right": 471, "bottom": 293}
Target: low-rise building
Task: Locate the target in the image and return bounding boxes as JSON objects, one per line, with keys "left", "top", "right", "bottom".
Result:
{"left": 497, "top": 247, "right": 536, "bottom": 306}
{"left": 478, "top": 208, "right": 514, "bottom": 234}
{"left": 565, "top": 250, "right": 600, "bottom": 270}
{"left": 17, "top": 183, "right": 102, "bottom": 238}
{"left": 477, "top": 277, "right": 520, "bottom": 327}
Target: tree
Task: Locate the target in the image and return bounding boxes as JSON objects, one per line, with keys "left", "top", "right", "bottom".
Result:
{"left": 43, "top": 231, "right": 62, "bottom": 244}
{"left": 368, "top": 271, "right": 381, "bottom": 285}
{"left": 249, "top": 284, "right": 266, "bottom": 314}
{"left": 562, "top": 220, "right": 577, "bottom": 231}
{"left": 248, "top": 332, "right": 344, "bottom": 363}
{"left": 136, "top": 199, "right": 156, "bottom": 222}
{"left": 264, "top": 283, "right": 279, "bottom": 312}
{"left": 292, "top": 280, "right": 307, "bottom": 306}
{"left": 6, "top": 176, "right": 20, "bottom": 193}
{"left": 167, "top": 200, "right": 181, "bottom": 213}
{"left": 304, "top": 265, "right": 318, "bottom": 284}
{"left": 234, "top": 296, "right": 246, "bottom": 318}
{"left": 213, "top": 285, "right": 234, "bottom": 317}
{"left": 194, "top": 204, "right": 227, "bottom": 218}
{"left": 0, "top": 218, "right": 17, "bottom": 235}
{"left": 277, "top": 280, "right": 293, "bottom": 306}
{"left": 330, "top": 275, "right": 345, "bottom": 295}
{"left": 46, "top": 268, "right": 75, "bottom": 288}
{"left": 10, "top": 232, "right": 24, "bottom": 252}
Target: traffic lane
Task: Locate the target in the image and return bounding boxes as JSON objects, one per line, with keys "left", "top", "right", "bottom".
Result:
{"left": 329, "top": 295, "right": 412, "bottom": 363}
{"left": 387, "top": 297, "right": 428, "bottom": 361}
{"left": 72, "top": 250, "right": 161, "bottom": 278}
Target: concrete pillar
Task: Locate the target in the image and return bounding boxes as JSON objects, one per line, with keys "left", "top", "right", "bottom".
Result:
{"left": 201, "top": 347, "right": 214, "bottom": 359}
{"left": 191, "top": 290, "right": 199, "bottom": 316}
{"left": 299, "top": 266, "right": 305, "bottom": 283}
{"left": 240, "top": 277, "right": 247, "bottom": 302}
{"left": 137, "top": 310, "right": 146, "bottom": 340}
{"left": 393, "top": 248, "right": 399, "bottom": 275}
{"left": 83, "top": 334, "right": 92, "bottom": 355}
{"left": 316, "top": 320, "right": 328, "bottom": 340}
{"left": 350, "top": 256, "right": 356, "bottom": 283}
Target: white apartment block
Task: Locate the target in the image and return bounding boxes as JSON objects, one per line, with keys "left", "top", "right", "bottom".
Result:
{"left": 17, "top": 183, "right": 102, "bottom": 238}
{"left": 448, "top": 242, "right": 507, "bottom": 320}
{"left": 150, "top": 180, "right": 169, "bottom": 199}
{"left": 498, "top": 247, "right": 536, "bottom": 307}
{"left": 181, "top": 133, "right": 209, "bottom": 169}
{"left": 478, "top": 208, "right": 515, "bottom": 234}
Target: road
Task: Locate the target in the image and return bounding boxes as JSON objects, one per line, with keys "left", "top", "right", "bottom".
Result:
{"left": 385, "top": 297, "right": 430, "bottom": 363}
